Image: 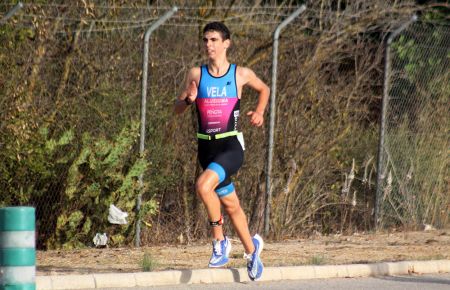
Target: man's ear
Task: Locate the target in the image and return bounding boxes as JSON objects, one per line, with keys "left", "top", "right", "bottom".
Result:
{"left": 224, "top": 39, "right": 231, "bottom": 49}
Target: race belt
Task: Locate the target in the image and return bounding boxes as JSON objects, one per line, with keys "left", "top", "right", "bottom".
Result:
{"left": 197, "top": 130, "right": 239, "bottom": 140}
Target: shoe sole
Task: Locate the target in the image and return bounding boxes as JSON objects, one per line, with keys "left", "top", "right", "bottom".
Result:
{"left": 253, "top": 234, "right": 264, "bottom": 256}
{"left": 250, "top": 234, "right": 264, "bottom": 281}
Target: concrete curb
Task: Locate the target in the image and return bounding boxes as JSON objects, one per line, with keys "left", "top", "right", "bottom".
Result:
{"left": 36, "top": 259, "right": 450, "bottom": 289}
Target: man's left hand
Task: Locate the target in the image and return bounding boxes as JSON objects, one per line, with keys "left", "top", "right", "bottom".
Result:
{"left": 247, "top": 111, "right": 264, "bottom": 127}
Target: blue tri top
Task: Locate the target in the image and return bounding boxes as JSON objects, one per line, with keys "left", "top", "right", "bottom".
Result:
{"left": 196, "top": 64, "right": 240, "bottom": 135}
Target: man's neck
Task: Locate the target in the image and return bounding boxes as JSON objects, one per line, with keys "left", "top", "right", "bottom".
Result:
{"left": 208, "top": 58, "right": 230, "bottom": 77}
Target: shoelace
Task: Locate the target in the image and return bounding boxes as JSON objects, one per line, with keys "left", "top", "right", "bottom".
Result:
{"left": 213, "top": 240, "right": 222, "bottom": 256}
{"left": 243, "top": 253, "right": 253, "bottom": 272}
{"left": 243, "top": 252, "right": 253, "bottom": 269}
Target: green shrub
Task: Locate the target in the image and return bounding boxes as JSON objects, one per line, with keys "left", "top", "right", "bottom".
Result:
{"left": 46, "top": 121, "right": 157, "bottom": 249}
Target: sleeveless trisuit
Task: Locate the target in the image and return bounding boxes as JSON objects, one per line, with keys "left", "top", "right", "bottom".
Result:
{"left": 195, "top": 64, "right": 244, "bottom": 197}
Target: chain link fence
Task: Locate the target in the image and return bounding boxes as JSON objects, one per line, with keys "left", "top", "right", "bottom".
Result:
{"left": 0, "top": 3, "right": 298, "bottom": 249}
{"left": 1, "top": 3, "right": 150, "bottom": 249}
{"left": 376, "top": 20, "right": 449, "bottom": 229}
{"left": 2, "top": 2, "right": 446, "bottom": 250}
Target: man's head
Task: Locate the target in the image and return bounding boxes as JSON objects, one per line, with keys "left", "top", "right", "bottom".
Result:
{"left": 202, "top": 22, "right": 231, "bottom": 60}
{"left": 203, "top": 22, "right": 231, "bottom": 41}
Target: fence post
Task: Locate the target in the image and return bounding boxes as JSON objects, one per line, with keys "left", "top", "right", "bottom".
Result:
{"left": 0, "top": 2, "right": 23, "bottom": 25}
{"left": 264, "top": 5, "right": 306, "bottom": 237}
{"left": 136, "top": 7, "right": 178, "bottom": 247}
{"left": 0, "top": 207, "right": 36, "bottom": 290}
{"left": 375, "top": 15, "right": 417, "bottom": 230}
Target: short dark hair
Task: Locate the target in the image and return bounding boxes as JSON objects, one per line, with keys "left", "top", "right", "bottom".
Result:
{"left": 203, "top": 22, "right": 231, "bottom": 40}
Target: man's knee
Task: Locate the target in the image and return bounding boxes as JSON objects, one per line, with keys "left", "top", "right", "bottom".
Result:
{"left": 195, "top": 180, "right": 207, "bottom": 197}
{"left": 196, "top": 169, "right": 221, "bottom": 198}
{"left": 195, "top": 177, "right": 214, "bottom": 198}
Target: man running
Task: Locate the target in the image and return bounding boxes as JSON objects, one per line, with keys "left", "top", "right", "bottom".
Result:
{"left": 174, "top": 21, "right": 270, "bottom": 281}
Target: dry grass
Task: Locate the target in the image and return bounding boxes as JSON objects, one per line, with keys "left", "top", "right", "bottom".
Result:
{"left": 37, "top": 230, "right": 450, "bottom": 275}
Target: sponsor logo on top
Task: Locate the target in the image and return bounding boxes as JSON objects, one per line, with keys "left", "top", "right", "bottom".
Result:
{"left": 207, "top": 87, "right": 227, "bottom": 97}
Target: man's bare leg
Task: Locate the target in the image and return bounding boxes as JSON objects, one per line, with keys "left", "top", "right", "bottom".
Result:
{"left": 195, "top": 169, "right": 224, "bottom": 240}
{"left": 220, "top": 192, "right": 255, "bottom": 254}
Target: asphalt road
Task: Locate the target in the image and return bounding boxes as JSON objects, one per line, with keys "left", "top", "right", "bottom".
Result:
{"left": 91, "top": 273, "right": 450, "bottom": 290}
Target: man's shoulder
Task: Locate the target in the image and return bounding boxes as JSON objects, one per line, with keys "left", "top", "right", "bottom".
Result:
{"left": 188, "top": 66, "right": 202, "bottom": 73}
{"left": 236, "top": 65, "right": 253, "bottom": 73}
{"left": 235, "top": 65, "right": 255, "bottom": 80}
{"left": 187, "top": 67, "right": 202, "bottom": 80}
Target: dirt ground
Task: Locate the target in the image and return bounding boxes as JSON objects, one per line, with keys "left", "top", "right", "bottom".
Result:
{"left": 37, "top": 230, "right": 450, "bottom": 276}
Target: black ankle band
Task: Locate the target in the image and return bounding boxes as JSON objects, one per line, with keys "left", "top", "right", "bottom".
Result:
{"left": 209, "top": 215, "right": 224, "bottom": 227}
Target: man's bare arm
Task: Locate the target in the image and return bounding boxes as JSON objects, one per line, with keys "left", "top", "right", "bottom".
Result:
{"left": 174, "top": 67, "right": 200, "bottom": 115}
{"left": 239, "top": 67, "right": 270, "bottom": 127}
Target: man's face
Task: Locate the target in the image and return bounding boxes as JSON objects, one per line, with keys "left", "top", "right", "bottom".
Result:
{"left": 203, "top": 30, "right": 230, "bottom": 59}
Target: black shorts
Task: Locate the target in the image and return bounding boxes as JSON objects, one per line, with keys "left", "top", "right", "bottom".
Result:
{"left": 198, "top": 136, "right": 244, "bottom": 197}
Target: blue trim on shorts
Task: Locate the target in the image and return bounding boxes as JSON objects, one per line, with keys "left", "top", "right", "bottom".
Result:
{"left": 215, "top": 183, "right": 235, "bottom": 198}
{"left": 207, "top": 162, "right": 226, "bottom": 183}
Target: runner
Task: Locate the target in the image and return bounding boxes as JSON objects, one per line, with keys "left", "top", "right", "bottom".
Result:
{"left": 174, "top": 21, "right": 270, "bottom": 281}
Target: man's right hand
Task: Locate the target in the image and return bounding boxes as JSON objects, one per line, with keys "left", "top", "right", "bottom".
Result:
{"left": 175, "top": 68, "right": 200, "bottom": 114}
{"left": 185, "top": 80, "right": 197, "bottom": 104}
